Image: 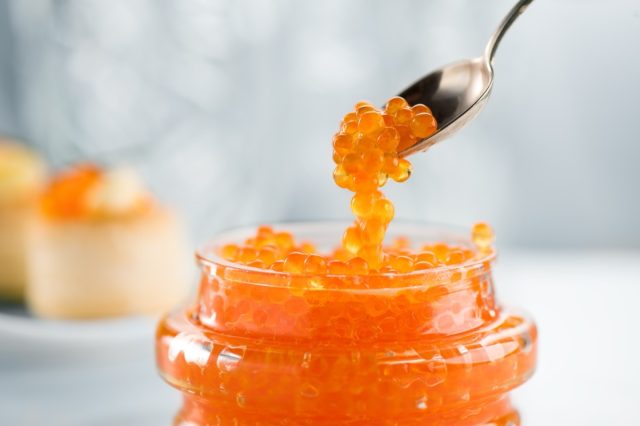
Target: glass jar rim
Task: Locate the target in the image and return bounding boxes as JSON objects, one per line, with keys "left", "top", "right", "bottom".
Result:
{"left": 195, "top": 221, "right": 495, "bottom": 290}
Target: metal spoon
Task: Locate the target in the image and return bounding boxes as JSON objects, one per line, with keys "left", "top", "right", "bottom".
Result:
{"left": 397, "top": 0, "right": 534, "bottom": 157}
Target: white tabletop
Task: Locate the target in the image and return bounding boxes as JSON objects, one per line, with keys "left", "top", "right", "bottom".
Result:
{"left": 498, "top": 251, "right": 640, "bottom": 425}
{"left": 2, "top": 250, "right": 639, "bottom": 425}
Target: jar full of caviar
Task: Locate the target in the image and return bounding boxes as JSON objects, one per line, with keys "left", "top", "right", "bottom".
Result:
{"left": 156, "top": 222, "right": 537, "bottom": 425}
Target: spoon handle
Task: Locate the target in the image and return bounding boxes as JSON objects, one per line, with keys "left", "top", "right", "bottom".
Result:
{"left": 484, "top": 0, "right": 534, "bottom": 63}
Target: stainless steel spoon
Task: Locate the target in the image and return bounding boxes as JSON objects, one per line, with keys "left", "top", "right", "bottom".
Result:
{"left": 397, "top": 0, "right": 534, "bottom": 157}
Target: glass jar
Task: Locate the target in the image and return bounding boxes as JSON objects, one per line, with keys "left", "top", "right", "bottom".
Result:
{"left": 156, "top": 222, "right": 537, "bottom": 425}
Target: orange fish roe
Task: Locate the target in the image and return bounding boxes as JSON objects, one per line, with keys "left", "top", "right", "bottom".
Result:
{"left": 472, "top": 221, "right": 495, "bottom": 251}
{"left": 39, "top": 164, "right": 102, "bottom": 219}
{"left": 220, "top": 224, "right": 488, "bottom": 283}
{"left": 39, "top": 164, "right": 151, "bottom": 220}
{"left": 332, "top": 97, "right": 436, "bottom": 269}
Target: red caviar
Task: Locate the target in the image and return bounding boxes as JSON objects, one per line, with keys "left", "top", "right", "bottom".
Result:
{"left": 157, "top": 223, "right": 536, "bottom": 425}
{"left": 39, "top": 164, "right": 101, "bottom": 219}
{"left": 38, "top": 164, "right": 151, "bottom": 220}
{"left": 218, "top": 224, "right": 485, "bottom": 280}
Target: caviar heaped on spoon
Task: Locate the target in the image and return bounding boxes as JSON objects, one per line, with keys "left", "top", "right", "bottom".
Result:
{"left": 333, "top": 97, "right": 436, "bottom": 269}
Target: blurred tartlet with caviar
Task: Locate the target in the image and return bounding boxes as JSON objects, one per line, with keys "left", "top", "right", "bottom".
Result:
{"left": 0, "top": 138, "right": 46, "bottom": 300}
{"left": 27, "top": 164, "right": 191, "bottom": 319}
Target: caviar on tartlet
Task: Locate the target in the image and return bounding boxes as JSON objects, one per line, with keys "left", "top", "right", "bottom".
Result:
{"left": 27, "top": 164, "right": 190, "bottom": 319}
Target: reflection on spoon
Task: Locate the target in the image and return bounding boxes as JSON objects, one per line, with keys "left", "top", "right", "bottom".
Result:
{"left": 397, "top": 0, "right": 534, "bottom": 158}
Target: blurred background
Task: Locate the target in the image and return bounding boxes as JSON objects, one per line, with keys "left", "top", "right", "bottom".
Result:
{"left": 1, "top": 0, "right": 639, "bottom": 248}
{"left": 0, "top": 0, "right": 639, "bottom": 425}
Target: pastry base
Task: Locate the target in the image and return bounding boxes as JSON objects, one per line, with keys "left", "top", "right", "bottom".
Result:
{"left": 27, "top": 208, "right": 191, "bottom": 319}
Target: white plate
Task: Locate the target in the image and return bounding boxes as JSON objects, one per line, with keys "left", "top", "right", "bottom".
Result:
{"left": 0, "top": 301, "right": 158, "bottom": 346}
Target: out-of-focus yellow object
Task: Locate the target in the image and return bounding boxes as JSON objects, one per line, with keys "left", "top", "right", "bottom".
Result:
{"left": 27, "top": 164, "right": 191, "bottom": 319}
{"left": 0, "top": 138, "right": 46, "bottom": 300}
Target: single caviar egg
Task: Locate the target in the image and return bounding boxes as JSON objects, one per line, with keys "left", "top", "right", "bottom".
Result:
{"left": 410, "top": 113, "right": 437, "bottom": 138}
{"left": 221, "top": 244, "right": 239, "bottom": 261}
{"left": 394, "top": 108, "right": 414, "bottom": 125}
{"left": 377, "top": 127, "right": 400, "bottom": 152}
{"left": 257, "top": 248, "right": 277, "bottom": 266}
{"left": 270, "top": 260, "right": 285, "bottom": 272}
{"left": 333, "top": 134, "right": 353, "bottom": 155}
{"left": 385, "top": 96, "right": 409, "bottom": 114}
{"left": 237, "top": 247, "right": 258, "bottom": 264}
{"left": 283, "top": 252, "right": 307, "bottom": 274}
{"left": 411, "top": 104, "right": 432, "bottom": 115}
{"left": 327, "top": 260, "right": 348, "bottom": 275}
{"left": 389, "top": 158, "right": 412, "bottom": 183}
{"left": 304, "top": 254, "right": 327, "bottom": 274}
{"left": 345, "top": 257, "right": 369, "bottom": 275}
{"left": 472, "top": 222, "right": 495, "bottom": 250}
{"left": 357, "top": 111, "right": 385, "bottom": 134}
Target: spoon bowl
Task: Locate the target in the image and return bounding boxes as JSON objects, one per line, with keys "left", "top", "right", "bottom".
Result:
{"left": 399, "top": 58, "right": 493, "bottom": 157}
{"left": 398, "top": 0, "right": 533, "bottom": 157}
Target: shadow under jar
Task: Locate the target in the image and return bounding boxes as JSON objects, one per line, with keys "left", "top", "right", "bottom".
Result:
{"left": 156, "top": 222, "right": 537, "bottom": 425}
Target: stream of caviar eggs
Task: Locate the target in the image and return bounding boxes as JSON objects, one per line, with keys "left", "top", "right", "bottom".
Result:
{"left": 220, "top": 97, "right": 494, "bottom": 275}
{"left": 332, "top": 97, "right": 436, "bottom": 269}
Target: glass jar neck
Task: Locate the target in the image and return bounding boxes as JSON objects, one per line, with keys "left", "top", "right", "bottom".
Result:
{"left": 193, "top": 260, "right": 497, "bottom": 343}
